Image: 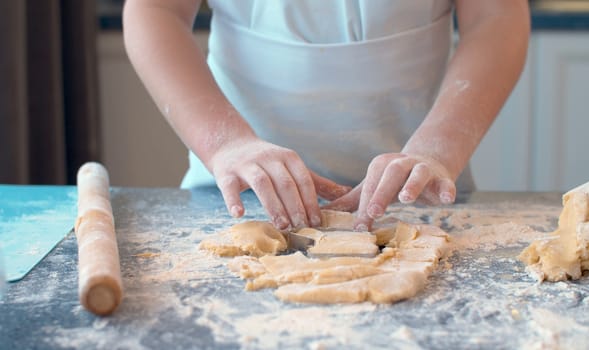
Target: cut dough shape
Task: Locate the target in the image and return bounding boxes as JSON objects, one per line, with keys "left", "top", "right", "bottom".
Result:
{"left": 274, "top": 270, "right": 427, "bottom": 304}
{"left": 319, "top": 209, "right": 355, "bottom": 229}
{"left": 373, "top": 226, "right": 398, "bottom": 246}
{"left": 519, "top": 181, "right": 589, "bottom": 281}
{"left": 199, "top": 221, "right": 286, "bottom": 257}
{"left": 201, "top": 210, "right": 449, "bottom": 304}
{"left": 295, "top": 228, "right": 379, "bottom": 257}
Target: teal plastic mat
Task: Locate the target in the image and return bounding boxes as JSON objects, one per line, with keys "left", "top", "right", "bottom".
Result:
{"left": 0, "top": 185, "right": 77, "bottom": 282}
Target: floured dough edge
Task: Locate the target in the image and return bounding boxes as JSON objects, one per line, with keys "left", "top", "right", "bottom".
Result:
{"left": 519, "top": 181, "right": 589, "bottom": 281}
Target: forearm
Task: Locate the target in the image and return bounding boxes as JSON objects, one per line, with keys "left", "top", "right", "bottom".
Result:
{"left": 123, "top": 0, "right": 256, "bottom": 169}
{"left": 403, "top": 2, "right": 530, "bottom": 180}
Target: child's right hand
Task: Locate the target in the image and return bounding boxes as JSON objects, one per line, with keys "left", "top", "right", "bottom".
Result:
{"left": 207, "top": 136, "right": 351, "bottom": 230}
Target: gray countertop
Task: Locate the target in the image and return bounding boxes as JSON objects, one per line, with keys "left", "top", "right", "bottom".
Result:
{"left": 1, "top": 187, "right": 589, "bottom": 349}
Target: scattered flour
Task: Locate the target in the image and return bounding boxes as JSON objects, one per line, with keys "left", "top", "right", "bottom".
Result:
{"left": 28, "top": 189, "right": 589, "bottom": 349}
{"left": 522, "top": 308, "right": 589, "bottom": 350}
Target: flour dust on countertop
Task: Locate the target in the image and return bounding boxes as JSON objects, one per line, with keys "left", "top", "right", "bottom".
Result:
{"left": 13, "top": 188, "right": 588, "bottom": 349}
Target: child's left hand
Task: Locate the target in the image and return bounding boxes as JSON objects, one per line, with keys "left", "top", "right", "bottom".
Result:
{"left": 323, "top": 152, "right": 456, "bottom": 231}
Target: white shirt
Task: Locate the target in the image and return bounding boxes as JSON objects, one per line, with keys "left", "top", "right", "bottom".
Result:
{"left": 208, "top": 0, "right": 452, "bottom": 43}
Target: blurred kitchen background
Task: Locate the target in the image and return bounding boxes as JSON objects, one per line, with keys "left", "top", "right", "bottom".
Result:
{"left": 1, "top": 0, "right": 588, "bottom": 192}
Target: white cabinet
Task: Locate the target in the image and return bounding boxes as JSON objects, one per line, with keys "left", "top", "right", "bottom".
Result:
{"left": 471, "top": 32, "right": 589, "bottom": 192}
{"left": 532, "top": 32, "right": 589, "bottom": 192}
{"left": 470, "top": 42, "right": 534, "bottom": 192}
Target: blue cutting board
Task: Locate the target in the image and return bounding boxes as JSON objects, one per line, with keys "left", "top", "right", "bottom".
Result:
{"left": 0, "top": 185, "right": 77, "bottom": 282}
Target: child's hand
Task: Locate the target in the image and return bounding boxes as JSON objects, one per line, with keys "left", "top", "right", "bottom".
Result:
{"left": 208, "top": 137, "right": 351, "bottom": 230}
{"left": 323, "top": 152, "right": 456, "bottom": 230}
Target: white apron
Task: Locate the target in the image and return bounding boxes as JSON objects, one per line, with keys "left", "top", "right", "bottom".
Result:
{"left": 181, "top": 0, "right": 475, "bottom": 192}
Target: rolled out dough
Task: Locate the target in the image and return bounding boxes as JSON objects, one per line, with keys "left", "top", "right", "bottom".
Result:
{"left": 200, "top": 210, "right": 449, "bottom": 304}
{"left": 519, "top": 181, "right": 589, "bottom": 281}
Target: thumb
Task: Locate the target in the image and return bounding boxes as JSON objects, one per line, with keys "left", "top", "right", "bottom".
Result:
{"left": 321, "top": 185, "right": 362, "bottom": 212}
{"left": 310, "top": 171, "right": 352, "bottom": 201}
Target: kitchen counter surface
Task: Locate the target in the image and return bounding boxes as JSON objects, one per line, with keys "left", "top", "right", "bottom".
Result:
{"left": 1, "top": 187, "right": 589, "bottom": 349}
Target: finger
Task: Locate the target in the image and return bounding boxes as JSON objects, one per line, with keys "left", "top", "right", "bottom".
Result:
{"left": 263, "top": 161, "right": 311, "bottom": 229}
{"left": 245, "top": 165, "right": 291, "bottom": 230}
{"left": 216, "top": 174, "right": 245, "bottom": 218}
{"left": 355, "top": 155, "right": 391, "bottom": 228}
{"left": 354, "top": 157, "right": 416, "bottom": 231}
{"left": 311, "top": 171, "right": 352, "bottom": 201}
{"left": 364, "top": 157, "right": 413, "bottom": 219}
{"left": 398, "top": 163, "right": 433, "bottom": 204}
{"left": 321, "top": 184, "right": 362, "bottom": 212}
{"left": 285, "top": 164, "right": 323, "bottom": 227}
{"left": 416, "top": 178, "right": 456, "bottom": 205}
{"left": 416, "top": 189, "right": 443, "bottom": 205}
{"left": 437, "top": 178, "right": 456, "bottom": 204}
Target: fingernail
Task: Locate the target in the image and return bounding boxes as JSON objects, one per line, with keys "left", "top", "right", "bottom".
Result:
{"left": 398, "top": 190, "right": 414, "bottom": 203}
{"left": 292, "top": 213, "right": 306, "bottom": 230}
{"left": 440, "top": 192, "right": 453, "bottom": 204}
{"left": 367, "top": 204, "right": 383, "bottom": 219}
{"left": 230, "top": 205, "right": 242, "bottom": 218}
{"left": 274, "top": 216, "right": 291, "bottom": 230}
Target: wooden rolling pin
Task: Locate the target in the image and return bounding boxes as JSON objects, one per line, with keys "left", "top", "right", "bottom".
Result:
{"left": 74, "top": 162, "right": 123, "bottom": 316}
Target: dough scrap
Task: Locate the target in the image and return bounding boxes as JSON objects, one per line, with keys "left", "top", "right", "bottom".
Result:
{"left": 519, "top": 181, "right": 589, "bottom": 281}
{"left": 201, "top": 210, "right": 449, "bottom": 304}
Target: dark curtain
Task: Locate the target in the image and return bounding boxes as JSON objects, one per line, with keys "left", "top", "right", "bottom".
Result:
{"left": 0, "top": 0, "right": 101, "bottom": 185}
